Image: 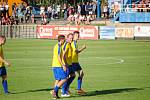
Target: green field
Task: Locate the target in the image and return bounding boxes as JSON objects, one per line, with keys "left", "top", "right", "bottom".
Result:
{"left": 0, "top": 39, "right": 150, "bottom": 100}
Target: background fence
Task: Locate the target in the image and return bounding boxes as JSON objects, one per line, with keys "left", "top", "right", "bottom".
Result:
{"left": 0, "top": 25, "right": 150, "bottom": 40}
{"left": 0, "top": 25, "right": 37, "bottom": 38}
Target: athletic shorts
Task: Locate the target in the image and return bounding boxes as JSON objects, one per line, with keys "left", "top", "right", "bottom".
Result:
{"left": 72, "top": 63, "right": 82, "bottom": 72}
{"left": 0, "top": 67, "right": 7, "bottom": 76}
{"left": 52, "top": 67, "right": 67, "bottom": 80}
{"left": 67, "top": 65, "right": 75, "bottom": 76}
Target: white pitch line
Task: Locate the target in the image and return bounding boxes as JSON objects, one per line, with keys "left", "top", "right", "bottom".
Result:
{"left": 80, "top": 57, "right": 124, "bottom": 65}
{"left": 8, "top": 57, "right": 124, "bottom": 68}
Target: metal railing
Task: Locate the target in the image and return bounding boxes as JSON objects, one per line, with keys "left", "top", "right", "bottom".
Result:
{"left": 0, "top": 25, "right": 37, "bottom": 38}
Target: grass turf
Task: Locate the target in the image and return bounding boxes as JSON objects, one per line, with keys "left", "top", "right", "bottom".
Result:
{"left": 0, "top": 39, "right": 150, "bottom": 100}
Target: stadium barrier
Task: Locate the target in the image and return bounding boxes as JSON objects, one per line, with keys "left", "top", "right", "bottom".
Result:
{"left": 0, "top": 25, "right": 150, "bottom": 40}
{"left": 0, "top": 25, "right": 37, "bottom": 38}
{"left": 115, "top": 27, "right": 134, "bottom": 39}
{"left": 134, "top": 26, "right": 150, "bottom": 39}
{"left": 99, "top": 26, "right": 115, "bottom": 40}
{"left": 36, "top": 25, "right": 99, "bottom": 40}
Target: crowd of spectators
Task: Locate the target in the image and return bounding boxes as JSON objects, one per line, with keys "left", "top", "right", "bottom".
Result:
{"left": 1, "top": 0, "right": 149, "bottom": 25}
{"left": 125, "top": 0, "right": 150, "bottom": 12}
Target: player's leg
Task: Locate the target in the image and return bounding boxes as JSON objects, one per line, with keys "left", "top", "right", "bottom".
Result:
{"left": 72, "top": 63, "right": 85, "bottom": 94}
{"left": 51, "top": 68, "right": 60, "bottom": 99}
{"left": 77, "top": 69, "right": 84, "bottom": 91}
{"left": 53, "top": 79, "right": 67, "bottom": 97}
{"left": 1, "top": 67, "right": 8, "bottom": 94}
{"left": 61, "top": 68, "right": 69, "bottom": 96}
{"left": 2, "top": 75, "right": 8, "bottom": 94}
{"left": 66, "top": 66, "right": 76, "bottom": 94}
{"left": 52, "top": 67, "right": 68, "bottom": 98}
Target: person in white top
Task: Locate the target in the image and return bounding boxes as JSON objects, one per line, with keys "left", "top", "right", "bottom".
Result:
{"left": 57, "top": 4, "right": 61, "bottom": 18}
{"left": 40, "top": 6, "right": 45, "bottom": 21}
{"left": 77, "top": 3, "right": 81, "bottom": 14}
{"left": 103, "top": 4, "right": 108, "bottom": 18}
{"left": 74, "top": 13, "right": 79, "bottom": 25}
{"left": 0, "top": 3, "right": 4, "bottom": 17}
{"left": 5, "top": 2, "right": 9, "bottom": 17}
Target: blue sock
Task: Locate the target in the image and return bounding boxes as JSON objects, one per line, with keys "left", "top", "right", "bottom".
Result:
{"left": 77, "top": 77, "right": 82, "bottom": 90}
{"left": 2, "top": 80, "right": 8, "bottom": 93}
{"left": 67, "top": 76, "right": 75, "bottom": 91}
{"left": 54, "top": 85, "right": 59, "bottom": 93}
{"left": 62, "top": 81, "right": 67, "bottom": 94}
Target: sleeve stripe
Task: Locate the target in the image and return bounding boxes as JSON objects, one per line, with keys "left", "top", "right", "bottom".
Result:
{"left": 63, "top": 42, "right": 67, "bottom": 50}
{"left": 74, "top": 41, "right": 77, "bottom": 49}
{"left": 58, "top": 44, "right": 61, "bottom": 55}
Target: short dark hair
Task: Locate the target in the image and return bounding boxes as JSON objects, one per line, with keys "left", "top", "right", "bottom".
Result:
{"left": 67, "top": 33, "right": 73, "bottom": 38}
{"left": 0, "top": 35, "right": 6, "bottom": 39}
{"left": 73, "top": 31, "right": 79, "bottom": 35}
{"left": 58, "top": 35, "right": 65, "bottom": 42}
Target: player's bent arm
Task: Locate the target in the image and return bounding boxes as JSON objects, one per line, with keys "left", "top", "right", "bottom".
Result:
{"left": 63, "top": 48, "right": 69, "bottom": 67}
{"left": 76, "top": 44, "right": 86, "bottom": 54}
{"left": 58, "top": 55, "right": 67, "bottom": 72}
{"left": 0, "top": 56, "right": 11, "bottom": 67}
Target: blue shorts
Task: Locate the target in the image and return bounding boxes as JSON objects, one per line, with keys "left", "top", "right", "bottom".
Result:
{"left": 72, "top": 63, "right": 82, "bottom": 72}
{"left": 0, "top": 67, "right": 7, "bottom": 76}
{"left": 52, "top": 67, "right": 67, "bottom": 80}
{"left": 67, "top": 65, "right": 75, "bottom": 76}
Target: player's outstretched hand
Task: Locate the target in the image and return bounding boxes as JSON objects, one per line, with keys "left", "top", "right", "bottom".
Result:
{"left": 82, "top": 44, "right": 86, "bottom": 49}
{"left": 5, "top": 61, "right": 11, "bottom": 67}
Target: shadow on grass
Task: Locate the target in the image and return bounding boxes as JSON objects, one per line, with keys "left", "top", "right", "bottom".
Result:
{"left": 9, "top": 87, "right": 150, "bottom": 96}
{"left": 70, "top": 87, "right": 150, "bottom": 98}
{"left": 10, "top": 88, "right": 53, "bottom": 94}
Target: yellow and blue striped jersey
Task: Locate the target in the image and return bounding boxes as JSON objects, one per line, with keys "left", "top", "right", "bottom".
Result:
{"left": 52, "top": 43, "right": 63, "bottom": 67}
{"left": 0, "top": 45, "right": 4, "bottom": 67}
{"left": 71, "top": 40, "right": 78, "bottom": 63}
{"left": 63, "top": 42, "right": 72, "bottom": 65}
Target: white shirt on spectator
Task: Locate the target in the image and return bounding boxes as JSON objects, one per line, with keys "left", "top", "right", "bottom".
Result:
{"left": 5, "top": 4, "right": 9, "bottom": 10}
{"left": 57, "top": 5, "right": 61, "bottom": 12}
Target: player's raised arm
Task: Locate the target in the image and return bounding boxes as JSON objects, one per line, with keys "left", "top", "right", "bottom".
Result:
{"left": 78, "top": 44, "right": 86, "bottom": 54}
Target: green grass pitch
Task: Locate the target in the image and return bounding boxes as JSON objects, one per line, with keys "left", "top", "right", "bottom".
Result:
{"left": 0, "top": 39, "right": 150, "bottom": 100}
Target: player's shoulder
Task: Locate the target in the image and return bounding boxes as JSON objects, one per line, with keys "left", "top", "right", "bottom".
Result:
{"left": 54, "top": 43, "right": 61, "bottom": 49}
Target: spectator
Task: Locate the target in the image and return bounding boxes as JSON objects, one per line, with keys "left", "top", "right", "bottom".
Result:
{"left": 40, "top": 5, "right": 46, "bottom": 22}
{"left": 77, "top": 3, "right": 81, "bottom": 14}
{"left": 5, "top": 2, "right": 9, "bottom": 17}
{"left": 56, "top": 3, "right": 61, "bottom": 18}
{"left": 47, "top": 5, "right": 52, "bottom": 19}
{"left": 0, "top": 3, "right": 2, "bottom": 19}
{"left": 80, "top": 2, "right": 86, "bottom": 16}
{"left": 103, "top": 4, "right": 108, "bottom": 18}
{"left": 92, "top": 2, "right": 97, "bottom": 20}
{"left": 63, "top": 3, "right": 67, "bottom": 20}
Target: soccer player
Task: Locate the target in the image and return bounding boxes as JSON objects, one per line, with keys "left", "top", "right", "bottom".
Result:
{"left": 61, "top": 33, "right": 75, "bottom": 97}
{"left": 51, "top": 35, "right": 67, "bottom": 99}
{"left": 0, "top": 36, "right": 11, "bottom": 94}
{"left": 71, "top": 31, "right": 86, "bottom": 94}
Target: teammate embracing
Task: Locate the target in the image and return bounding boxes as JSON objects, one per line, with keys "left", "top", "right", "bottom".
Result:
{"left": 61, "top": 33, "right": 75, "bottom": 97}
{"left": 51, "top": 35, "right": 67, "bottom": 99}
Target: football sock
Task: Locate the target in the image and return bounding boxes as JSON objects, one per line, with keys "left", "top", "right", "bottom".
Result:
{"left": 54, "top": 85, "right": 59, "bottom": 93}
{"left": 2, "top": 80, "right": 8, "bottom": 93}
{"left": 67, "top": 76, "right": 75, "bottom": 91}
{"left": 77, "top": 77, "right": 82, "bottom": 90}
{"left": 62, "top": 81, "right": 67, "bottom": 94}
